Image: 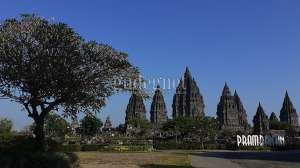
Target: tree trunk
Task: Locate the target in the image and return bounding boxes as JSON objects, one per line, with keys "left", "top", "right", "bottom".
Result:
{"left": 33, "top": 117, "right": 46, "bottom": 151}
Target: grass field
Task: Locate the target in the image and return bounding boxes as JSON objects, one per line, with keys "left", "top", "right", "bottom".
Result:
{"left": 77, "top": 151, "right": 192, "bottom": 168}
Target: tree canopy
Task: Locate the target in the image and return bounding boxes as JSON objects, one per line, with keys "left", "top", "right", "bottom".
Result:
{"left": 0, "top": 14, "right": 141, "bottom": 148}
{"left": 44, "top": 112, "right": 71, "bottom": 141}
{"left": 80, "top": 115, "right": 103, "bottom": 137}
{"left": 0, "top": 118, "right": 13, "bottom": 134}
{"left": 162, "top": 117, "right": 197, "bottom": 137}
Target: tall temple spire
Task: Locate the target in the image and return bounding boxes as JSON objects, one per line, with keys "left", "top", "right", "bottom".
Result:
{"left": 253, "top": 102, "right": 269, "bottom": 134}
{"left": 150, "top": 85, "right": 167, "bottom": 126}
{"left": 184, "top": 66, "right": 191, "bottom": 77}
{"left": 172, "top": 68, "right": 205, "bottom": 118}
{"left": 234, "top": 90, "right": 248, "bottom": 129}
{"left": 125, "top": 92, "right": 146, "bottom": 125}
{"left": 280, "top": 91, "right": 299, "bottom": 127}
{"left": 222, "top": 82, "right": 231, "bottom": 97}
{"left": 234, "top": 90, "right": 237, "bottom": 96}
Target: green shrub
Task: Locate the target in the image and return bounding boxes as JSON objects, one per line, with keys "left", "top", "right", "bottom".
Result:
{"left": 126, "top": 145, "right": 153, "bottom": 152}
{"left": 102, "top": 145, "right": 153, "bottom": 152}
{"left": 59, "top": 144, "right": 82, "bottom": 152}
{"left": 0, "top": 136, "right": 40, "bottom": 152}
{"left": 52, "top": 144, "right": 152, "bottom": 152}
{"left": 0, "top": 133, "right": 13, "bottom": 144}
{"left": 81, "top": 144, "right": 105, "bottom": 151}
{"left": 154, "top": 141, "right": 204, "bottom": 150}
{"left": 0, "top": 152, "right": 79, "bottom": 168}
{"left": 203, "top": 144, "right": 218, "bottom": 150}
{"left": 154, "top": 141, "right": 238, "bottom": 150}
{"left": 284, "top": 144, "right": 300, "bottom": 150}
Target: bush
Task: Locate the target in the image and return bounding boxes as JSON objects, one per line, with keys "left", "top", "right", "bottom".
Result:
{"left": 0, "top": 136, "right": 40, "bottom": 152}
{"left": 81, "top": 144, "right": 105, "bottom": 151}
{"left": 154, "top": 140, "right": 238, "bottom": 150}
{"left": 203, "top": 144, "right": 219, "bottom": 150}
{"left": 58, "top": 144, "right": 82, "bottom": 152}
{"left": 129, "top": 145, "right": 153, "bottom": 152}
{"left": 154, "top": 141, "right": 203, "bottom": 150}
{"left": 286, "top": 144, "right": 300, "bottom": 150}
{"left": 0, "top": 152, "right": 79, "bottom": 168}
{"left": 103, "top": 145, "right": 153, "bottom": 152}
{"left": 51, "top": 144, "right": 153, "bottom": 152}
{"left": 0, "top": 133, "right": 13, "bottom": 144}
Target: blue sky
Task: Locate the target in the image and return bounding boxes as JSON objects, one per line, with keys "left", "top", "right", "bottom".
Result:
{"left": 1, "top": 0, "right": 300, "bottom": 130}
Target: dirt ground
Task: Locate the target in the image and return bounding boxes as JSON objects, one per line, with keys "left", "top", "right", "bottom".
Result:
{"left": 77, "top": 150, "right": 300, "bottom": 168}
{"left": 77, "top": 151, "right": 191, "bottom": 168}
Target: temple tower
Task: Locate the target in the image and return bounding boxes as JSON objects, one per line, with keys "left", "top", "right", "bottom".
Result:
{"left": 280, "top": 91, "right": 299, "bottom": 127}
{"left": 103, "top": 116, "right": 113, "bottom": 132}
{"left": 253, "top": 103, "right": 269, "bottom": 134}
{"left": 125, "top": 92, "right": 146, "bottom": 124}
{"left": 150, "top": 85, "right": 167, "bottom": 125}
{"left": 234, "top": 91, "right": 248, "bottom": 129}
{"left": 216, "top": 83, "right": 248, "bottom": 130}
{"left": 172, "top": 67, "right": 205, "bottom": 118}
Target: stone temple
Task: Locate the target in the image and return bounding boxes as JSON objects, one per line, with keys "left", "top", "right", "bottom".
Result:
{"left": 172, "top": 67, "right": 205, "bottom": 118}
{"left": 270, "top": 112, "right": 279, "bottom": 123}
{"left": 125, "top": 92, "right": 146, "bottom": 125}
{"left": 216, "top": 83, "right": 248, "bottom": 130}
{"left": 103, "top": 116, "right": 113, "bottom": 132}
{"left": 150, "top": 85, "right": 168, "bottom": 126}
{"left": 253, "top": 103, "right": 269, "bottom": 134}
{"left": 280, "top": 91, "right": 299, "bottom": 127}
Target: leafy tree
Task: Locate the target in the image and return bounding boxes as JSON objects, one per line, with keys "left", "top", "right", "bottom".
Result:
{"left": 162, "top": 117, "right": 197, "bottom": 141}
{"left": 128, "top": 118, "right": 151, "bottom": 130}
{"left": 44, "top": 112, "right": 71, "bottom": 141}
{"left": 166, "top": 117, "right": 196, "bottom": 134}
{"left": 270, "top": 112, "right": 279, "bottom": 122}
{"left": 127, "top": 118, "right": 151, "bottom": 136}
{"left": 269, "top": 112, "right": 289, "bottom": 130}
{"left": 162, "top": 116, "right": 219, "bottom": 145}
{"left": 115, "top": 124, "right": 126, "bottom": 133}
{"left": 0, "top": 14, "right": 140, "bottom": 149}
{"left": 0, "top": 118, "right": 13, "bottom": 134}
{"left": 270, "top": 121, "right": 289, "bottom": 130}
{"left": 195, "top": 116, "right": 219, "bottom": 145}
{"left": 218, "top": 129, "right": 236, "bottom": 145}
{"left": 80, "top": 115, "right": 103, "bottom": 137}
{"left": 20, "top": 124, "right": 34, "bottom": 135}
{"left": 0, "top": 118, "right": 13, "bottom": 143}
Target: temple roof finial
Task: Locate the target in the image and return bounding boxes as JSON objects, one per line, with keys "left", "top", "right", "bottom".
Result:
{"left": 222, "top": 82, "right": 231, "bottom": 96}
{"left": 234, "top": 90, "right": 238, "bottom": 96}
{"left": 184, "top": 66, "right": 191, "bottom": 77}
{"left": 285, "top": 90, "right": 289, "bottom": 98}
